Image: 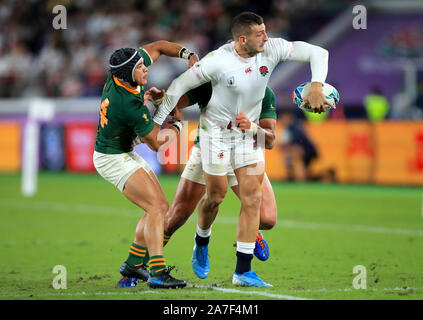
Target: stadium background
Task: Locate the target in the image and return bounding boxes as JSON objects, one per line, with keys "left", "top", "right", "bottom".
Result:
{"left": 1, "top": 0, "right": 423, "bottom": 301}
{"left": 0, "top": 0, "right": 422, "bottom": 185}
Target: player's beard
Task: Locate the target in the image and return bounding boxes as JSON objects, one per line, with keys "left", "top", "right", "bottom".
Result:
{"left": 244, "top": 39, "right": 261, "bottom": 57}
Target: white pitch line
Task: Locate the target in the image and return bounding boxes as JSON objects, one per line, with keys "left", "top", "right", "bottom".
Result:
{"left": 2, "top": 286, "right": 420, "bottom": 299}
{"left": 212, "top": 287, "right": 311, "bottom": 300}
{"left": 0, "top": 289, "right": 307, "bottom": 300}
{"left": 2, "top": 199, "right": 423, "bottom": 237}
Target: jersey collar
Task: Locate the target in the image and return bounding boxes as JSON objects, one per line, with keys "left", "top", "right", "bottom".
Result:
{"left": 113, "top": 76, "right": 140, "bottom": 95}
{"left": 232, "top": 42, "right": 255, "bottom": 63}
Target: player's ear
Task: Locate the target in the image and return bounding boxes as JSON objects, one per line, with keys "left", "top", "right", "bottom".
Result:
{"left": 239, "top": 35, "right": 247, "bottom": 45}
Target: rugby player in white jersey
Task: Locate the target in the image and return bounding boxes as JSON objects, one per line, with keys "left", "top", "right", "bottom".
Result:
{"left": 153, "top": 12, "right": 334, "bottom": 287}
{"left": 162, "top": 83, "right": 277, "bottom": 268}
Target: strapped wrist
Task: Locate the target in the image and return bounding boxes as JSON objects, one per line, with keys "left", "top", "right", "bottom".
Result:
{"left": 172, "top": 120, "right": 184, "bottom": 133}
{"left": 179, "top": 47, "right": 195, "bottom": 60}
{"left": 249, "top": 122, "right": 258, "bottom": 135}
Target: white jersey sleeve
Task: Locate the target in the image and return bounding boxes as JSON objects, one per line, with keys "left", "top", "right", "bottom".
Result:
{"left": 191, "top": 51, "right": 221, "bottom": 83}
{"left": 153, "top": 51, "right": 219, "bottom": 125}
{"left": 266, "top": 37, "right": 294, "bottom": 62}
{"left": 286, "top": 41, "right": 329, "bottom": 84}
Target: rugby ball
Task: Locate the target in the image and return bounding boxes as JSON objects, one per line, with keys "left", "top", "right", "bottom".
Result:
{"left": 292, "top": 82, "right": 339, "bottom": 112}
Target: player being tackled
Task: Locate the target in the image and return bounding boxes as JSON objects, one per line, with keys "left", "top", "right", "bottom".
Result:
{"left": 153, "top": 12, "right": 330, "bottom": 287}
{"left": 161, "top": 83, "right": 278, "bottom": 281}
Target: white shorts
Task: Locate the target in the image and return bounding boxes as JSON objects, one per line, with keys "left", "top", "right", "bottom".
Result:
{"left": 93, "top": 150, "right": 152, "bottom": 192}
{"left": 199, "top": 127, "right": 264, "bottom": 176}
{"left": 181, "top": 145, "right": 238, "bottom": 187}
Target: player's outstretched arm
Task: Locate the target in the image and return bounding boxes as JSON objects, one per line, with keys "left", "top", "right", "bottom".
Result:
{"left": 175, "top": 94, "right": 191, "bottom": 110}
{"left": 153, "top": 68, "right": 208, "bottom": 125}
{"left": 286, "top": 41, "right": 334, "bottom": 113}
{"left": 141, "top": 41, "right": 199, "bottom": 67}
{"left": 153, "top": 51, "right": 218, "bottom": 125}
{"left": 139, "top": 105, "right": 184, "bottom": 152}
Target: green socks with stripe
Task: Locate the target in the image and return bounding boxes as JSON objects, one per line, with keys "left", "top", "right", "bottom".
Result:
{"left": 126, "top": 234, "right": 172, "bottom": 272}
{"left": 149, "top": 255, "right": 166, "bottom": 275}
{"left": 126, "top": 243, "right": 149, "bottom": 267}
{"left": 163, "top": 232, "right": 172, "bottom": 247}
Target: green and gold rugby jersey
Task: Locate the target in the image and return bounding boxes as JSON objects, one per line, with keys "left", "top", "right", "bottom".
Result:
{"left": 186, "top": 83, "right": 277, "bottom": 146}
{"left": 95, "top": 48, "right": 154, "bottom": 154}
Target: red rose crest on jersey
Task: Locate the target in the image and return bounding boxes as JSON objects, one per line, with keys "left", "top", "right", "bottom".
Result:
{"left": 245, "top": 67, "right": 252, "bottom": 74}
{"left": 259, "top": 66, "right": 269, "bottom": 76}
{"left": 218, "top": 152, "right": 224, "bottom": 159}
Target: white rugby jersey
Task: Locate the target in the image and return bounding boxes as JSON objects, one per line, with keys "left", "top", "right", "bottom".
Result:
{"left": 153, "top": 38, "right": 328, "bottom": 128}
{"left": 193, "top": 38, "right": 291, "bottom": 130}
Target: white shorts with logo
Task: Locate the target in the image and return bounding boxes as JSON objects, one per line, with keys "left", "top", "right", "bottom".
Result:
{"left": 181, "top": 145, "right": 238, "bottom": 187}
{"left": 198, "top": 127, "right": 264, "bottom": 176}
{"left": 93, "top": 150, "right": 152, "bottom": 192}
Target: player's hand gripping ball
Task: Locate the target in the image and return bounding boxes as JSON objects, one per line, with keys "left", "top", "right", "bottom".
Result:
{"left": 293, "top": 82, "right": 340, "bottom": 112}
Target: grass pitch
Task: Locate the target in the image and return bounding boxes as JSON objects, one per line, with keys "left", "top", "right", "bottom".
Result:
{"left": 0, "top": 172, "right": 422, "bottom": 300}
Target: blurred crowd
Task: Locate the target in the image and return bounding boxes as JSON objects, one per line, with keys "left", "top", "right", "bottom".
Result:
{"left": 0, "top": 0, "right": 347, "bottom": 98}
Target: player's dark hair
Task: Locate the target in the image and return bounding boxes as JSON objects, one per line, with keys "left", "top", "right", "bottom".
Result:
{"left": 109, "top": 48, "right": 142, "bottom": 87}
{"left": 231, "top": 12, "right": 263, "bottom": 39}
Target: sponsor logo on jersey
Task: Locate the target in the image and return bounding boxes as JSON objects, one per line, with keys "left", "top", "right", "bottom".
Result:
{"left": 227, "top": 76, "right": 235, "bottom": 85}
{"left": 245, "top": 67, "right": 252, "bottom": 74}
{"left": 143, "top": 113, "right": 149, "bottom": 123}
{"left": 259, "top": 66, "right": 269, "bottom": 76}
{"left": 217, "top": 152, "right": 224, "bottom": 159}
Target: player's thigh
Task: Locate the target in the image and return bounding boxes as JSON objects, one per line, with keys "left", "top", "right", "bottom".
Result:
{"left": 234, "top": 163, "right": 264, "bottom": 205}
{"left": 199, "top": 128, "right": 231, "bottom": 178}
{"left": 123, "top": 168, "right": 168, "bottom": 214}
{"left": 203, "top": 171, "right": 228, "bottom": 204}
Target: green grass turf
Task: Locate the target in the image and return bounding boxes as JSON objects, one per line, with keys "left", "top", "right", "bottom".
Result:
{"left": 0, "top": 172, "right": 422, "bottom": 300}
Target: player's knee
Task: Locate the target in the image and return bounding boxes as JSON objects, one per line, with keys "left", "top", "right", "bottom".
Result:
{"left": 159, "top": 201, "right": 169, "bottom": 215}
{"left": 240, "top": 186, "right": 261, "bottom": 210}
{"left": 150, "top": 199, "right": 169, "bottom": 217}
{"left": 206, "top": 191, "right": 226, "bottom": 208}
{"left": 242, "top": 193, "right": 262, "bottom": 213}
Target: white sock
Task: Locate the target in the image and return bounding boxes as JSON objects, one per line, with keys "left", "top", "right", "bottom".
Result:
{"left": 196, "top": 224, "right": 212, "bottom": 238}
{"left": 236, "top": 241, "right": 255, "bottom": 255}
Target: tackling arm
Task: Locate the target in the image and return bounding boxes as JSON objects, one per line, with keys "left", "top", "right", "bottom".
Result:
{"left": 258, "top": 118, "right": 276, "bottom": 149}
{"left": 142, "top": 41, "right": 199, "bottom": 67}
{"left": 140, "top": 106, "right": 184, "bottom": 152}
{"left": 140, "top": 123, "right": 179, "bottom": 152}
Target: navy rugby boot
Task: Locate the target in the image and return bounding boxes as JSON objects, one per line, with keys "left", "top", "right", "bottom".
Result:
{"left": 119, "top": 262, "right": 149, "bottom": 281}
{"left": 147, "top": 266, "right": 187, "bottom": 289}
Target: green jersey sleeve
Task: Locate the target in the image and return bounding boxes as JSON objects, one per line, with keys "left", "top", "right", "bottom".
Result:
{"left": 260, "top": 87, "right": 277, "bottom": 120}
{"left": 137, "top": 48, "right": 153, "bottom": 67}
{"left": 185, "top": 82, "right": 213, "bottom": 109}
{"left": 125, "top": 101, "right": 155, "bottom": 137}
